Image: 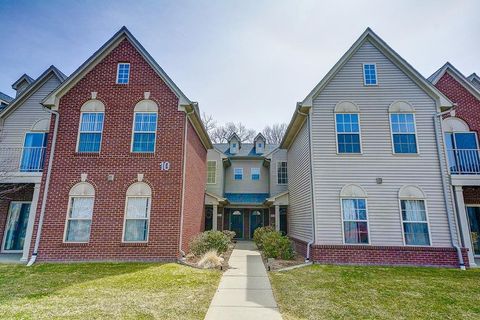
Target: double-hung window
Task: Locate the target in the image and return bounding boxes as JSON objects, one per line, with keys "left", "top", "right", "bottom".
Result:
{"left": 277, "top": 162, "right": 288, "bottom": 184}
{"left": 78, "top": 112, "right": 104, "bottom": 152}
{"left": 251, "top": 168, "right": 260, "bottom": 181}
{"left": 390, "top": 113, "right": 417, "bottom": 154}
{"left": 363, "top": 64, "right": 377, "bottom": 85}
{"left": 342, "top": 198, "right": 369, "bottom": 244}
{"left": 116, "top": 63, "right": 130, "bottom": 84}
{"left": 336, "top": 113, "right": 361, "bottom": 153}
{"left": 64, "top": 182, "right": 95, "bottom": 243}
{"left": 124, "top": 197, "right": 150, "bottom": 242}
{"left": 234, "top": 168, "right": 243, "bottom": 180}
{"left": 132, "top": 112, "right": 157, "bottom": 152}
{"left": 401, "top": 199, "right": 430, "bottom": 246}
{"left": 207, "top": 161, "right": 217, "bottom": 184}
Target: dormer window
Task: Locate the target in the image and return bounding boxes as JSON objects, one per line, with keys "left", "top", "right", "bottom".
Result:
{"left": 254, "top": 133, "right": 266, "bottom": 154}
{"left": 363, "top": 64, "right": 377, "bottom": 85}
{"left": 117, "top": 63, "right": 130, "bottom": 84}
{"left": 228, "top": 133, "right": 241, "bottom": 154}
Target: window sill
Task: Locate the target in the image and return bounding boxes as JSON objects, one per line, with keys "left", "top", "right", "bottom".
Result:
{"left": 120, "top": 242, "right": 148, "bottom": 247}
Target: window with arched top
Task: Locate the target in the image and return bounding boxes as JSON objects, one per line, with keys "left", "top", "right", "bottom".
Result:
{"left": 77, "top": 99, "right": 105, "bottom": 153}
{"left": 340, "top": 184, "right": 369, "bottom": 244}
{"left": 131, "top": 100, "right": 158, "bottom": 153}
{"left": 389, "top": 101, "right": 418, "bottom": 154}
{"left": 123, "top": 182, "right": 152, "bottom": 242}
{"left": 334, "top": 101, "right": 362, "bottom": 154}
{"left": 398, "top": 185, "right": 430, "bottom": 246}
{"left": 443, "top": 117, "right": 480, "bottom": 174}
{"left": 64, "top": 182, "right": 95, "bottom": 243}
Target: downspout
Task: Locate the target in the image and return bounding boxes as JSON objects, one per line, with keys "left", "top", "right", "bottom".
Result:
{"left": 178, "top": 107, "right": 195, "bottom": 259}
{"left": 434, "top": 106, "right": 465, "bottom": 270}
{"left": 27, "top": 107, "right": 59, "bottom": 266}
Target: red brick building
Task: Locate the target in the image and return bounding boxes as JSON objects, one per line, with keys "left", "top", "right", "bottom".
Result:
{"left": 430, "top": 62, "right": 480, "bottom": 267}
{"left": 27, "top": 27, "right": 212, "bottom": 262}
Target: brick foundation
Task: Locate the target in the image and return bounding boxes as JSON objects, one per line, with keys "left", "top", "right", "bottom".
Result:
{"left": 290, "top": 237, "right": 469, "bottom": 268}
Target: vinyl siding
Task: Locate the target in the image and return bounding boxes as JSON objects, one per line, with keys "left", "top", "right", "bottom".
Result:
{"left": 224, "top": 159, "right": 269, "bottom": 194}
{"left": 311, "top": 40, "right": 456, "bottom": 247}
{"left": 206, "top": 149, "right": 224, "bottom": 196}
{"left": 287, "top": 120, "right": 313, "bottom": 242}
{"left": 269, "top": 148, "right": 288, "bottom": 196}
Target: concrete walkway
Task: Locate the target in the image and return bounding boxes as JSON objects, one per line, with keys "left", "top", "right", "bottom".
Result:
{"left": 205, "top": 241, "right": 282, "bottom": 320}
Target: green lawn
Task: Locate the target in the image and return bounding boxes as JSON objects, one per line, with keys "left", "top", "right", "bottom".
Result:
{"left": 269, "top": 264, "right": 480, "bottom": 319}
{"left": 0, "top": 262, "right": 221, "bottom": 319}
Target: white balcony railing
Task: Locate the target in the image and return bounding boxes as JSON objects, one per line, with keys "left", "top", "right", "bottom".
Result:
{"left": 447, "top": 149, "right": 480, "bottom": 175}
{"left": 0, "top": 147, "right": 47, "bottom": 173}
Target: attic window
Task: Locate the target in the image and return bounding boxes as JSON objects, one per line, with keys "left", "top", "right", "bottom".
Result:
{"left": 117, "top": 63, "right": 130, "bottom": 84}
{"left": 363, "top": 64, "right": 377, "bottom": 85}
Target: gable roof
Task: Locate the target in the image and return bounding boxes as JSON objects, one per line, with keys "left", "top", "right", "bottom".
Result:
{"left": 468, "top": 73, "right": 480, "bottom": 90}
{"left": 281, "top": 27, "right": 453, "bottom": 148}
{"left": 11, "top": 74, "right": 34, "bottom": 91}
{"left": 254, "top": 132, "right": 266, "bottom": 142}
{"left": 0, "top": 91, "right": 13, "bottom": 103}
{"left": 0, "top": 65, "right": 67, "bottom": 118}
{"left": 429, "top": 62, "right": 480, "bottom": 102}
{"left": 214, "top": 142, "right": 278, "bottom": 158}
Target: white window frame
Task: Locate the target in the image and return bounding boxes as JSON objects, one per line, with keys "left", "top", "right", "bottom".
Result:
{"left": 398, "top": 199, "right": 431, "bottom": 247}
{"left": 116, "top": 63, "right": 130, "bottom": 84}
{"left": 465, "top": 204, "right": 480, "bottom": 258}
{"left": 362, "top": 63, "right": 378, "bottom": 86}
{"left": 76, "top": 111, "right": 104, "bottom": 153}
{"left": 251, "top": 167, "right": 260, "bottom": 181}
{"left": 1, "top": 201, "right": 32, "bottom": 253}
{"left": 233, "top": 167, "right": 243, "bottom": 180}
{"left": 207, "top": 160, "right": 217, "bottom": 184}
{"left": 131, "top": 112, "right": 158, "bottom": 153}
{"left": 63, "top": 196, "right": 94, "bottom": 243}
{"left": 334, "top": 112, "right": 363, "bottom": 154}
{"left": 340, "top": 198, "right": 370, "bottom": 245}
{"left": 277, "top": 161, "right": 288, "bottom": 185}
{"left": 389, "top": 112, "right": 420, "bottom": 155}
{"left": 122, "top": 195, "right": 151, "bottom": 243}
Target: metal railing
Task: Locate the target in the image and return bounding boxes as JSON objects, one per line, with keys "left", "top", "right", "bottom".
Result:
{"left": 447, "top": 149, "right": 480, "bottom": 175}
{"left": 0, "top": 147, "right": 47, "bottom": 173}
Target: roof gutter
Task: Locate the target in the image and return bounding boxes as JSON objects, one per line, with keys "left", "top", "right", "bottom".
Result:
{"left": 27, "top": 107, "right": 59, "bottom": 266}
{"left": 433, "top": 105, "right": 465, "bottom": 270}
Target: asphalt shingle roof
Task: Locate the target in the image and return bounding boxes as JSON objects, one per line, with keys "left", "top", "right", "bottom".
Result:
{"left": 0, "top": 91, "right": 14, "bottom": 103}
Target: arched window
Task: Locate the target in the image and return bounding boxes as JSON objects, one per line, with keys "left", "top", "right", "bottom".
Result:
{"left": 20, "top": 118, "right": 50, "bottom": 172}
{"left": 64, "top": 182, "right": 95, "bottom": 242}
{"left": 77, "top": 99, "right": 105, "bottom": 153}
{"left": 443, "top": 117, "right": 480, "bottom": 174}
{"left": 389, "top": 101, "right": 418, "bottom": 154}
{"left": 131, "top": 99, "right": 158, "bottom": 153}
{"left": 340, "top": 184, "right": 368, "bottom": 244}
{"left": 334, "top": 101, "right": 362, "bottom": 154}
{"left": 123, "top": 182, "right": 152, "bottom": 242}
{"left": 398, "top": 185, "right": 430, "bottom": 246}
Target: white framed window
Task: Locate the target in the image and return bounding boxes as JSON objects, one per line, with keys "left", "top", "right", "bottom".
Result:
{"left": 77, "top": 112, "right": 104, "bottom": 152}
{"left": 390, "top": 113, "right": 418, "bottom": 154}
{"left": 399, "top": 185, "right": 430, "bottom": 246}
{"left": 123, "top": 182, "right": 152, "bottom": 243}
{"left": 64, "top": 182, "right": 95, "bottom": 243}
{"left": 251, "top": 168, "right": 260, "bottom": 181}
{"left": 207, "top": 161, "right": 217, "bottom": 184}
{"left": 363, "top": 63, "right": 377, "bottom": 85}
{"left": 277, "top": 161, "right": 288, "bottom": 184}
{"left": 335, "top": 113, "right": 361, "bottom": 153}
{"left": 116, "top": 63, "right": 130, "bottom": 84}
{"left": 234, "top": 168, "right": 243, "bottom": 180}
{"left": 132, "top": 112, "right": 157, "bottom": 152}
{"left": 340, "top": 184, "right": 369, "bottom": 244}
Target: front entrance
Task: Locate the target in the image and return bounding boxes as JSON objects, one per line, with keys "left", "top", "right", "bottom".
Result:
{"left": 250, "top": 210, "right": 263, "bottom": 238}
{"left": 230, "top": 210, "right": 244, "bottom": 239}
{"left": 467, "top": 206, "right": 480, "bottom": 256}
{"left": 2, "top": 202, "right": 31, "bottom": 252}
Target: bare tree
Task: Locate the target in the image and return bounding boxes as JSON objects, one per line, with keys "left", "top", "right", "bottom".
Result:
{"left": 262, "top": 123, "right": 287, "bottom": 144}
{"left": 201, "top": 114, "right": 257, "bottom": 144}
{"left": 0, "top": 140, "right": 29, "bottom": 200}
{"left": 223, "top": 122, "right": 256, "bottom": 143}
{"left": 201, "top": 112, "right": 216, "bottom": 136}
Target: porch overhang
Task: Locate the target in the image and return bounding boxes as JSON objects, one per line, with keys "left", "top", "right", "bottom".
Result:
{"left": 264, "top": 191, "right": 289, "bottom": 206}
{"left": 205, "top": 192, "right": 228, "bottom": 206}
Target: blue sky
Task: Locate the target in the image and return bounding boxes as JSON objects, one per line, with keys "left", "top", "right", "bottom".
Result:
{"left": 1, "top": 0, "right": 479, "bottom": 131}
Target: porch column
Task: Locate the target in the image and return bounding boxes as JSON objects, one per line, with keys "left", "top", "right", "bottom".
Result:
{"left": 275, "top": 205, "right": 280, "bottom": 232}
{"left": 453, "top": 185, "right": 476, "bottom": 267}
{"left": 21, "top": 183, "right": 41, "bottom": 262}
{"left": 212, "top": 205, "right": 218, "bottom": 231}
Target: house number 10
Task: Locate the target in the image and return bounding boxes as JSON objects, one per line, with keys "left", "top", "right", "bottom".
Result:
{"left": 160, "top": 161, "right": 170, "bottom": 171}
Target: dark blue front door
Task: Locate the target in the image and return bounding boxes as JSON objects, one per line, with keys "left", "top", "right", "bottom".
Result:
{"left": 250, "top": 210, "right": 263, "bottom": 238}
{"left": 230, "top": 210, "right": 243, "bottom": 239}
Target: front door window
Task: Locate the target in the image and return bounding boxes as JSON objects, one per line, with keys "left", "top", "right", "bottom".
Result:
{"left": 230, "top": 210, "right": 243, "bottom": 239}
{"left": 467, "top": 206, "right": 480, "bottom": 255}
{"left": 2, "top": 202, "right": 31, "bottom": 252}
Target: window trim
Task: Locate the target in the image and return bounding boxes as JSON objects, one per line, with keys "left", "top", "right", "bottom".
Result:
{"left": 116, "top": 62, "right": 130, "bottom": 84}
{"left": 340, "top": 197, "right": 370, "bottom": 245}
{"left": 130, "top": 112, "right": 158, "bottom": 153}
{"left": 76, "top": 111, "right": 104, "bottom": 153}
{"left": 1, "top": 201, "right": 32, "bottom": 253}
{"left": 19, "top": 131, "right": 48, "bottom": 172}
{"left": 398, "top": 198, "right": 432, "bottom": 247}
{"left": 122, "top": 195, "right": 151, "bottom": 243}
{"left": 276, "top": 161, "right": 288, "bottom": 185}
{"left": 334, "top": 112, "right": 363, "bottom": 154}
{"left": 251, "top": 167, "right": 260, "bottom": 181}
{"left": 465, "top": 204, "right": 480, "bottom": 258}
{"left": 389, "top": 112, "right": 420, "bottom": 155}
{"left": 207, "top": 160, "right": 217, "bottom": 184}
{"left": 362, "top": 63, "right": 378, "bottom": 86}
{"left": 233, "top": 167, "right": 243, "bottom": 180}
{"left": 63, "top": 196, "right": 94, "bottom": 243}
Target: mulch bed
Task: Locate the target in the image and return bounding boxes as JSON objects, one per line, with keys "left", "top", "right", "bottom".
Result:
{"left": 261, "top": 251, "right": 307, "bottom": 271}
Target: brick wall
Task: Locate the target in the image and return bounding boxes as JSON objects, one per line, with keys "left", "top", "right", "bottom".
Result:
{"left": 29, "top": 38, "right": 199, "bottom": 262}
{"left": 463, "top": 187, "right": 480, "bottom": 205}
{"left": 0, "top": 184, "right": 34, "bottom": 246}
